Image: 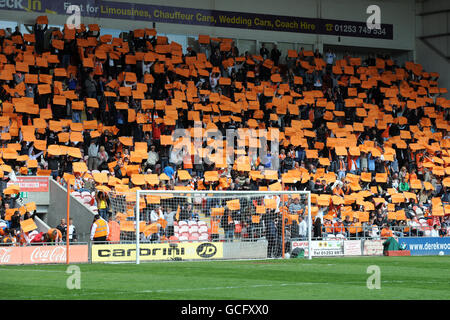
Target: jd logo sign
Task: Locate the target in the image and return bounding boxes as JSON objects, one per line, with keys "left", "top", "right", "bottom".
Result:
{"left": 196, "top": 243, "right": 217, "bottom": 258}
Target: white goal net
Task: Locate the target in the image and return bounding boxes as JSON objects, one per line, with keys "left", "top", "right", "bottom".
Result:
{"left": 106, "top": 190, "right": 311, "bottom": 263}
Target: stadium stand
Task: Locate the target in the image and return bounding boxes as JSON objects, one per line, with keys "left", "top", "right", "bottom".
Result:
{"left": 0, "top": 15, "right": 449, "bottom": 248}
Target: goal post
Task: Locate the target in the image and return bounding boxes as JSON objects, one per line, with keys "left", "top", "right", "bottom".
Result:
{"left": 107, "top": 190, "right": 312, "bottom": 264}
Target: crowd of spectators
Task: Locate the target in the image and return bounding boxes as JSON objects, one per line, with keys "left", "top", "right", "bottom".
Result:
{"left": 0, "top": 16, "right": 449, "bottom": 248}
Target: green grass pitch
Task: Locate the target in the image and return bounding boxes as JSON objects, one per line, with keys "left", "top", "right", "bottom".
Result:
{"left": 1, "top": 256, "right": 449, "bottom": 300}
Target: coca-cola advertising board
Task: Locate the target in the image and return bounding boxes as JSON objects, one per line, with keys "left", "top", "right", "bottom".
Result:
{"left": 0, "top": 245, "right": 88, "bottom": 265}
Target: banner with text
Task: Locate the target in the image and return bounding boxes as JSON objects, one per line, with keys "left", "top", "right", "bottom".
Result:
{"left": 310, "top": 240, "right": 344, "bottom": 257}
{"left": 0, "top": 0, "right": 393, "bottom": 39}
{"left": 7, "top": 176, "right": 49, "bottom": 192}
{"left": 343, "top": 240, "right": 362, "bottom": 256}
{"left": 362, "top": 240, "right": 384, "bottom": 256}
{"left": 92, "top": 242, "right": 223, "bottom": 262}
{"left": 0, "top": 245, "right": 88, "bottom": 265}
{"left": 398, "top": 237, "right": 450, "bottom": 256}
{"left": 291, "top": 240, "right": 309, "bottom": 256}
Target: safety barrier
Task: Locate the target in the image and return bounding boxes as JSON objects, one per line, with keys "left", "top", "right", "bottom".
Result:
{"left": 1, "top": 236, "right": 449, "bottom": 265}
{"left": 315, "top": 224, "right": 450, "bottom": 240}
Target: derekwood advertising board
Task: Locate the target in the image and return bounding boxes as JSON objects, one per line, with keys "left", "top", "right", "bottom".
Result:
{"left": 92, "top": 242, "right": 223, "bottom": 262}
{"left": 0, "top": 245, "right": 88, "bottom": 265}
{"left": 398, "top": 237, "right": 450, "bottom": 256}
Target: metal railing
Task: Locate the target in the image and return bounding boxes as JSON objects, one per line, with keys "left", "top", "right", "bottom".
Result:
{"left": 312, "top": 224, "right": 443, "bottom": 240}
{"left": 0, "top": 241, "right": 89, "bottom": 247}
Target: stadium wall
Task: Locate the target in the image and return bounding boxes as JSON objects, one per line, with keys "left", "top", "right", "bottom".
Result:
{"left": 0, "top": 0, "right": 415, "bottom": 51}
{"left": 47, "top": 180, "right": 96, "bottom": 242}
{"left": 7, "top": 176, "right": 50, "bottom": 220}
{"left": 415, "top": 39, "right": 450, "bottom": 99}
{"left": 415, "top": 0, "right": 450, "bottom": 98}
{"left": 223, "top": 241, "right": 268, "bottom": 259}
{"left": 34, "top": 216, "right": 51, "bottom": 233}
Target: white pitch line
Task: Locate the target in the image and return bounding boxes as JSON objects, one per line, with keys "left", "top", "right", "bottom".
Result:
{"left": 1, "top": 267, "right": 446, "bottom": 288}
{"left": 0, "top": 268, "right": 65, "bottom": 273}
{"left": 137, "top": 283, "right": 319, "bottom": 293}
{"left": 12, "top": 282, "right": 326, "bottom": 299}
{"left": 135, "top": 280, "right": 447, "bottom": 294}
{"left": 7, "top": 279, "right": 449, "bottom": 300}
